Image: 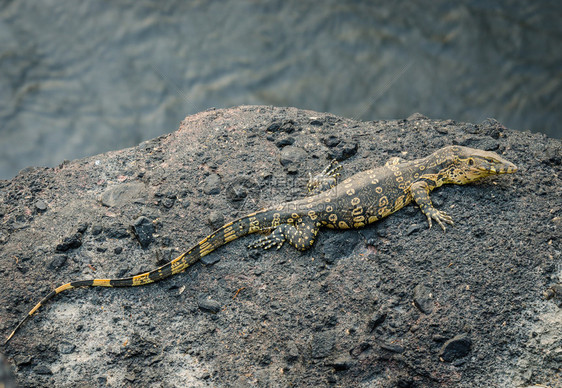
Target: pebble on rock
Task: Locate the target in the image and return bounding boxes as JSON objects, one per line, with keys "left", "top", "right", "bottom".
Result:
{"left": 203, "top": 174, "right": 221, "bottom": 195}
{"left": 132, "top": 216, "right": 155, "bottom": 249}
{"left": 99, "top": 182, "right": 146, "bottom": 207}
{"left": 439, "top": 334, "right": 472, "bottom": 362}
{"left": 413, "top": 284, "right": 434, "bottom": 314}
{"left": 198, "top": 296, "right": 221, "bottom": 313}
{"left": 56, "top": 233, "right": 82, "bottom": 252}
{"left": 279, "top": 146, "right": 307, "bottom": 167}
{"left": 35, "top": 200, "right": 48, "bottom": 211}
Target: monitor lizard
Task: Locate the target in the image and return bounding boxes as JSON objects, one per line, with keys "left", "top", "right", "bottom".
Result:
{"left": 4, "top": 145, "right": 517, "bottom": 344}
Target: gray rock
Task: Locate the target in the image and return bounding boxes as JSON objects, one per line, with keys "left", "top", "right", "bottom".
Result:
{"left": 200, "top": 254, "right": 221, "bottom": 266}
{"left": 105, "top": 225, "right": 129, "bottom": 239}
{"left": 413, "top": 284, "right": 434, "bottom": 314}
{"left": 380, "top": 342, "right": 405, "bottom": 353}
{"left": 203, "top": 174, "right": 221, "bottom": 195}
{"left": 58, "top": 341, "right": 76, "bottom": 354}
{"left": 99, "top": 182, "right": 146, "bottom": 207}
{"left": 368, "top": 309, "right": 387, "bottom": 332}
{"left": 198, "top": 296, "right": 221, "bottom": 313}
{"left": 279, "top": 146, "right": 307, "bottom": 166}
{"left": 131, "top": 216, "right": 154, "bottom": 249}
{"left": 439, "top": 334, "right": 472, "bottom": 362}
{"left": 55, "top": 233, "right": 82, "bottom": 252}
{"left": 2, "top": 106, "right": 560, "bottom": 387}
{"left": 275, "top": 137, "right": 295, "bottom": 148}
{"left": 311, "top": 332, "right": 335, "bottom": 359}
{"left": 208, "top": 211, "right": 224, "bottom": 230}
{"left": 406, "top": 223, "right": 422, "bottom": 236}
{"left": 49, "top": 255, "right": 68, "bottom": 270}
{"left": 35, "top": 200, "right": 48, "bottom": 211}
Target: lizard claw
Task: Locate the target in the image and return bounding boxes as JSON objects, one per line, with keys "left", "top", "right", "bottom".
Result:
{"left": 248, "top": 236, "right": 284, "bottom": 250}
{"left": 426, "top": 210, "right": 454, "bottom": 232}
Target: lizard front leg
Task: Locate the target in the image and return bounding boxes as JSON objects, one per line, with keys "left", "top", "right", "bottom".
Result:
{"left": 248, "top": 218, "right": 319, "bottom": 251}
{"left": 307, "top": 160, "right": 342, "bottom": 195}
{"left": 409, "top": 181, "right": 454, "bottom": 231}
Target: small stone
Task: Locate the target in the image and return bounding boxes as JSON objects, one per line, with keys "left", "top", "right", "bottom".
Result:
{"left": 275, "top": 137, "right": 295, "bottom": 148}
{"left": 368, "top": 310, "right": 387, "bottom": 332}
{"left": 200, "top": 255, "right": 221, "bottom": 266}
{"left": 439, "top": 334, "right": 472, "bottom": 362}
{"left": 311, "top": 332, "right": 335, "bottom": 359}
{"left": 114, "top": 247, "right": 123, "bottom": 254}
{"left": 267, "top": 122, "right": 282, "bottom": 132}
{"left": 14, "top": 355, "right": 33, "bottom": 367}
{"left": 286, "top": 342, "right": 299, "bottom": 363}
{"left": 342, "top": 143, "right": 358, "bottom": 158}
{"left": 309, "top": 119, "right": 324, "bottom": 126}
{"left": 162, "top": 197, "right": 175, "bottom": 208}
{"left": 56, "top": 233, "right": 82, "bottom": 252}
{"left": 280, "top": 120, "right": 297, "bottom": 133}
{"left": 323, "top": 135, "right": 341, "bottom": 148}
{"left": 105, "top": 226, "right": 129, "bottom": 239}
{"left": 198, "top": 296, "right": 221, "bottom": 313}
{"left": 279, "top": 146, "right": 307, "bottom": 167}
{"left": 124, "top": 372, "right": 136, "bottom": 382}
{"left": 286, "top": 164, "right": 298, "bottom": 174}
{"left": 77, "top": 223, "right": 89, "bottom": 234}
{"left": 208, "top": 211, "right": 225, "bottom": 230}
{"left": 35, "top": 200, "right": 48, "bottom": 211}
{"left": 99, "top": 182, "right": 146, "bottom": 207}
{"left": 327, "top": 141, "right": 358, "bottom": 160}
{"left": 413, "top": 284, "right": 434, "bottom": 314}
{"left": 49, "top": 255, "right": 68, "bottom": 270}
{"left": 91, "top": 225, "right": 103, "bottom": 235}
{"left": 544, "top": 284, "right": 562, "bottom": 307}
{"left": 253, "top": 266, "right": 263, "bottom": 276}
{"left": 380, "top": 342, "right": 404, "bottom": 353}
{"left": 203, "top": 174, "right": 221, "bottom": 195}
{"left": 406, "top": 224, "right": 422, "bottom": 236}
{"left": 33, "top": 365, "right": 52, "bottom": 375}
{"left": 131, "top": 216, "right": 154, "bottom": 249}
{"left": 58, "top": 341, "right": 76, "bottom": 354}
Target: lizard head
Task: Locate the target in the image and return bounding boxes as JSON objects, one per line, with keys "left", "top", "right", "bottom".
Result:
{"left": 439, "top": 146, "right": 518, "bottom": 184}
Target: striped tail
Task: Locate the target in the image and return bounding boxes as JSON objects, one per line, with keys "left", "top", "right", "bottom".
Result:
{"left": 4, "top": 209, "right": 272, "bottom": 345}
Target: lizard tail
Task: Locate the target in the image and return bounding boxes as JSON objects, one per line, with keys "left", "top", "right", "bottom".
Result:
{"left": 4, "top": 209, "right": 273, "bottom": 345}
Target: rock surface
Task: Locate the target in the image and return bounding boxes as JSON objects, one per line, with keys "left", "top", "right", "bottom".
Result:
{"left": 0, "top": 106, "right": 560, "bottom": 387}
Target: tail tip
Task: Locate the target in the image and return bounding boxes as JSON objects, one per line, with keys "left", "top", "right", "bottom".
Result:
{"left": 4, "top": 332, "right": 14, "bottom": 346}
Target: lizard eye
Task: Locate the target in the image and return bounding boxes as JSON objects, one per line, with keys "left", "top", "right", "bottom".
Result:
{"left": 468, "top": 158, "right": 474, "bottom": 166}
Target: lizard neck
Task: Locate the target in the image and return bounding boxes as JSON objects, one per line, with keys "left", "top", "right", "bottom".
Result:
{"left": 417, "top": 149, "right": 458, "bottom": 189}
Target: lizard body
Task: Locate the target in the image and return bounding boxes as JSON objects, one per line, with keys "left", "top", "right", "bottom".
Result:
{"left": 4, "top": 146, "right": 517, "bottom": 344}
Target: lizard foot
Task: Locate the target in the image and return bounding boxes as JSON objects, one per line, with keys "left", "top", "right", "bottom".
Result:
{"left": 307, "top": 160, "right": 342, "bottom": 194}
{"left": 248, "top": 235, "right": 285, "bottom": 250}
{"left": 425, "top": 209, "right": 454, "bottom": 231}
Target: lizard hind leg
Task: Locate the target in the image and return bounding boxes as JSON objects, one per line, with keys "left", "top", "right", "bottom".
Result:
{"left": 248, "top": 220, "right": 319, "bottom": 251}
{"left": 385, "top": 156, "right": 406, "bottom": 167}
{"left": 248, "top": 227, "right": 287, "bottom": 250}
{"left": 307, "top": 159, "right": 342, "bottom": 195}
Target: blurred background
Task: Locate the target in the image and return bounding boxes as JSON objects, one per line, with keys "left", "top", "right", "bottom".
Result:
{"left": 0, "top": 1, "right": 560, "bottom": 180}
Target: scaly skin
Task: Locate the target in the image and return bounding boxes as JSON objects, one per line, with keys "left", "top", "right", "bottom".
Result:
{"left": 4, "top": 145, "right": 517, "bottom": 345}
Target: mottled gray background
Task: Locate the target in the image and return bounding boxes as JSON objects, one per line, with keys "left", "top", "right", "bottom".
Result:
{"left": 1, "top": 0, "right": 560, "bottom": 179}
